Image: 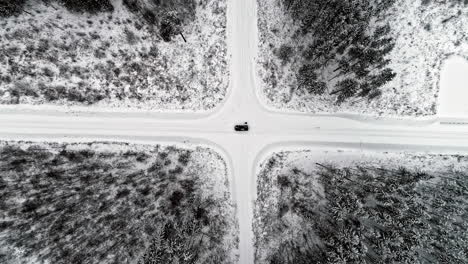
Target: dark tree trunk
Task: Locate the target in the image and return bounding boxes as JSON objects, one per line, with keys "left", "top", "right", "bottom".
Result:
{"left": 180, "top": 32, "right": 187, "bottom": 42}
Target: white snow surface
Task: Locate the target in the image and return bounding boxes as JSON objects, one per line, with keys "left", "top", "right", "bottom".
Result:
{"left": 438, "top": 55, "right": 468, "bottom": 118}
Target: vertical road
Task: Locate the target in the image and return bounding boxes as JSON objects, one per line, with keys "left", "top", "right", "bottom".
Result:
{"left": 225, "top": 0, "right": 258, "bottom": 262}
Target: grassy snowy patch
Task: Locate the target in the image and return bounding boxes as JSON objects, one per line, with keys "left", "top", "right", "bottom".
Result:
{"left": 0, "top": 141, "right": 238, "bottom": 264}
{"left": 0, "top": 0, "right": 228, "bottom": 111}
{"left": 257, "top": 0, "right": 468, "bottom": 117}
{"left": 254, "top": 149, "right": 468, "bottom": 263}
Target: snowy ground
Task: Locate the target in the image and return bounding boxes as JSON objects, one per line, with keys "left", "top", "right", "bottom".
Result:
{"left": 0, "top": 140, "right": 238, "bottom": 264}
{"left": 256, "top": 0, "right": 468, "bottom": 117}
{"left": 438, "top": 56, "right": 468, "bottom": 117}
{"left": 254, "top": 147, "right": 468, "bottom": 263}
{"left": 0, "top": 0, "right": 228, "bottom": 112}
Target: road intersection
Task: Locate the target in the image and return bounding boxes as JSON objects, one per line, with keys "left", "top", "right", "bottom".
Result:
{"left": 1, "top": 0, "right": 468, "bottom": 263}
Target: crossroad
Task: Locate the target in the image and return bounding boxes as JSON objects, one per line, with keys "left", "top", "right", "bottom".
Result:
{"left": 1, "top": 0, "right": 468, "bottom": 263}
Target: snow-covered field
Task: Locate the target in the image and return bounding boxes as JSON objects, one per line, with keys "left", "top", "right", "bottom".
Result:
{"left": 254, "top": 148, "right": 468, "bottom": 263}
{"left": 0, "top": 0, "right": 228, "bottom": 112}
{"left": 256, "top": 0, "right": 468, "bottom": 117}
{"left": 0, "top": 140, "right": 238, "bottom": 264}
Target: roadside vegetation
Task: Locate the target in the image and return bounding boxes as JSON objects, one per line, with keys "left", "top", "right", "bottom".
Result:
{"left": 0, "top": 0, "right": 228, "bottom": 111}
{"left": 254, "top": 153, "right": 468, "bottom": 263}
{"left": 0, "top": 141, "right": 238, "bottom": 264}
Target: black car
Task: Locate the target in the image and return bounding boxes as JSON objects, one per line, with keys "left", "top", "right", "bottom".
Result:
{"left": 234, "top": 122, "right": 249, "bottom": 132}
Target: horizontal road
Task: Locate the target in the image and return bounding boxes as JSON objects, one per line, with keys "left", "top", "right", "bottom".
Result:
{"left": 1, "top": 0, "right": 468, "bottom": 263}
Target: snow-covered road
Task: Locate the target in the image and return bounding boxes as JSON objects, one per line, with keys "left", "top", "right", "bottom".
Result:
{"left": 1, "top": 0, "right": 468, "bottom": 263}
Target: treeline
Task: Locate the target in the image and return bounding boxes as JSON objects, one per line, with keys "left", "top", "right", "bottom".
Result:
{"left": 0, "top": 0, "right": 196, "bottom": 42}
{"left": 281, "top": 0, "right": 397, "bottom": 103}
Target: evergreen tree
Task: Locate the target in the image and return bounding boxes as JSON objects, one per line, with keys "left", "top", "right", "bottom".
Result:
{"left": 297, "top": 64, "right": 327, "bottom": 95}
{"left": 333, "top": 78, "right": 359, "bottom": 103}
{"left": 123, "top": 0, "right": 195, "bottom": 42}
{"left": 283, "top": 0, "right": 397, "bottom": 104}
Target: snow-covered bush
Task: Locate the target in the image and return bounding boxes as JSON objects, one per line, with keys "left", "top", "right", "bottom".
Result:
{"left": 276, "top": 44, "right": 294, "bottom": 64}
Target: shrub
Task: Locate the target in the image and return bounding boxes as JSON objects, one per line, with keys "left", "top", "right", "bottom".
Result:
{"left": 93, "top": 49, "right": 107, "bottom": 59}
{"left": 148, "top": 45, "right": 159, "bottom": 57}
{"left": 169, "top": 190, "right": 185, "bottom": 208}
{"left": 66, "top": 88, "right": 85, "bottom": 102}
{"left": 10, "top": 81, "right": 38, "bottom": 98}
{"left": 276, "top": 44, "right": 294, "bottom": 63}
{"left": 160, "top": 11, "right": 183, "bottom": 41}
{"left": 116, "top": 188, "right": 131, "bottom": 199}
{"left": 297, "top": 64, "right": 326, "bottom": 95}
{"left": 169, "top": 166, "right": 183, "bottom": 175}
{"left": 41, "top": 85, "right": 67, "bottom": 101}
{"left": 42, "top": 67, "right": 55, "bottom": 78}
{"left": 83, "top": 89, "right": 104, "bottom": 104}
{"left": 159, "top": 151, "right": 169, "bottom": 160}
{"left": 277, "top": 175, "right": 290, "bottom": 187}
{"left": 56, "top": 0, "right": 114, "bottom": 13}
{"left": 36, "top": 39, "right": 50, "bottom": 53}
{"left": 177, "top": 151, "right": 191, "bottom": 165}
{"left": 0, "top": 74, "right": 12, "bottom": 84}
{"left": 124, "top": 28, "right": 138, "bottom": 45}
